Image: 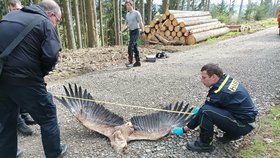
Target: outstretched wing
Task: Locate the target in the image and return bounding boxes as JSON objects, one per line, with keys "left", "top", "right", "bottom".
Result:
{"left": 54, "top": 84, "right": 124, "bottom": 138}
{"left": 128, "top": 101, "right": 193, "bottom": 141}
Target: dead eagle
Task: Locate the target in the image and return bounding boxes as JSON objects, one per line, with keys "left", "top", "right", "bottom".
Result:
{"left": 55, "top": 84, "right": 194, "bottom": 153}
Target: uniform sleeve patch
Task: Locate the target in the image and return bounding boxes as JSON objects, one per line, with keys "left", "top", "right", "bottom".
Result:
{"left": 228, "top": 79, "right": 239, "bottom": 92}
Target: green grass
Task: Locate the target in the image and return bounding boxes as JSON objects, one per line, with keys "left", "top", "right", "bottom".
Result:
{"left": 205, "top": 32, "right": 242, "bottom": 43}
{"left": 255, "top": 18, "right": 278, "bottom": 28}
{"left": 239, "top": 105, "right": 280, "bottom": 158}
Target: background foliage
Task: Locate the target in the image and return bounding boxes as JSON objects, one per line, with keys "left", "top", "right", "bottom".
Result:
{"left": 1, "top": 0, "right": 279, "bottom": 49}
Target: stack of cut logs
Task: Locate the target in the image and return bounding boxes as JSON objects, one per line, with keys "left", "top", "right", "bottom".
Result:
{"left": 141, "top": 10, "right": 230, "bottom": 45}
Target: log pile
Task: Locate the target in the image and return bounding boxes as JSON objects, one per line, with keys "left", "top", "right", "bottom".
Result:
{"left": 141, "top": 10, "right": 230, "bottom": 45}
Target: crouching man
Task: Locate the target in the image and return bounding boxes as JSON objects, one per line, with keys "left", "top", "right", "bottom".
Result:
{"left": 173, "top": 63, "right": 258, "bottom": 152}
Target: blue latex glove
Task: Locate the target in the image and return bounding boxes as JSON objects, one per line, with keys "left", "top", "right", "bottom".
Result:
{"left": 193, "top": 107, "right": 200, "bottom": 117}
{"left": 172, "top": 127, "right": 184, "bottom": 136}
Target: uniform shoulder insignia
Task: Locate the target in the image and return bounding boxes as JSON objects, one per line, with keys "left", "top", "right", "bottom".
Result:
{"left": 228, "top": 79, "right": 239, "bottom": 92}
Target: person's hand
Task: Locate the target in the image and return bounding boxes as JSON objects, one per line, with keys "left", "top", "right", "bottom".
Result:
{"left": 193, "top": 107, "right": 200, "bottom": 117}
{"left": 172, "top": 127, "right": 184, "bottom": 136}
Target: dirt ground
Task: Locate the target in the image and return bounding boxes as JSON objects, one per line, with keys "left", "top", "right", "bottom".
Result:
{"left": 45, "top": 45, "right": 191, "bottom": 83}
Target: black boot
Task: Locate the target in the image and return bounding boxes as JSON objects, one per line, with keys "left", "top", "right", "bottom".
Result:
{"left": 133, "top": 57, "right": 141, "bottom": 67}
{"left": 17, "top": 148, "right": 23, "bottom": 157}
{"left": 58, "top": 144, "right": 68, "bottom": 158}
{"left": 187, "top": 132, "right": 214, "bottom": 152}
{"left": 21, "top": 113, "right": 36, "bottom": 125}
{"left": 217, "top": 133, "right": 241, "bottom": 144}
{"left": 18, "top": 116, "right": 33, "bottom": 136}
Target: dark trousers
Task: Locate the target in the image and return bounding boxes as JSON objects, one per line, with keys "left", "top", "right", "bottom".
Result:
{"left": 128, "top": 29, "right": 140, "bottom": 61}
{"left": 0, "top": 83, "right": 61, "bottom": 158}
{"left": 187, "top": 104, "right": 253, "bottom": 142}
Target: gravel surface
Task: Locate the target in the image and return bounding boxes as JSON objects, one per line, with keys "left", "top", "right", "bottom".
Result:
{"left": 18, "top": 27, "right": 280, "bottom": 158}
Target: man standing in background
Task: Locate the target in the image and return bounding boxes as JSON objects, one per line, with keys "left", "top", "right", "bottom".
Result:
{"left": 121, "top": 0, "right": 144, "bottom": 67}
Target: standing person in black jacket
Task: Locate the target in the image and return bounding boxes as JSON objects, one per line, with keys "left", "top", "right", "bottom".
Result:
{"left": 173, "top": 63, "right": 258, "bottom": 152}
{"left": 7, "top": 0, "right": 37, "bottom": 137}
{"left": 0, "top": 0, "right": 67, "bottom": 157}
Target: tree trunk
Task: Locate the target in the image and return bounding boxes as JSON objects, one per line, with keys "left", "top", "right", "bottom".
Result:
{"left": 62, "top": 0, "right": 76, "bottom": 49}
{"left": 206, "top": 0, "right": 210, "bottom": 11}
{"left": 186, "top": 27, "right": 230, "bottom": 45}
{"left": 187, "top": 0, "right": 191, "bottom": 11}
{"left": 99, "top": 0, "right": 105, "bottom": 46}
{"left": 229, "top": 0, "right": 232, "bottom": 11}
{"left": 119, "top": 0, "right": 123, "bottom": 45}
{"left": 140, "top": 0, "right": 145, "bottom": 24}
{"left": 181, "top": 0, "right": 186, "bottom": 10}
{"left": 85, "top": 0, "right": 97, "bottom": 47}
{"left": 114, "top": 0, "right": 120, "bottom": 45}
{"left": 162, "top": 0, "right": 170, "bottom": 14}
{"left": 80, "top": 0, "right": 87, "bottom": 48}
{"left": 230, "top": 0, "right": 235, "bottom": 15}
{"left": 238, "top": 0, "right": 244, "bottom": 21}
{"left": 201, "top": 0, "right": 205, "bottom": 10}
{"left": 191, "top": 0, "right": 195, "bottom": 11}
{"left": 92, "top": 0, "right": 98, "bottom": 47}
{"left": 147, "top": 0, "right": 153, "bottom": 24}
{"left": 176, "top": 0, "right": 181, "bottom": 10}
{"left": 74, "top": 0, "right": 82, "bottom": 48}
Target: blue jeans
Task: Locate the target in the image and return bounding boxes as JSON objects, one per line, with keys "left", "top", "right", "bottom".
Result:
{"left": 0, "top": 82, "right": 61, "bottom": 158}
{"left": 128, "top": 29, "right": 140, "bottom": 61}
{"left": 187, "top": 104, "right": 254, "bottom": 141}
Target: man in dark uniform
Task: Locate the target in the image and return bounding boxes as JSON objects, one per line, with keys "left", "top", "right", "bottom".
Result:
{"left": 7, "top": 0, "right": 36, "bottom": 137}
{"left": 173, "top": 63, "right": 258, "bottom": 152}
{"left": 0, "top": 0, "right": 67, "bottom": 157}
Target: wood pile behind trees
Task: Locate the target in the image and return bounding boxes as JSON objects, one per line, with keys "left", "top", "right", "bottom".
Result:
{"left": 141, "top": 10, "right": 230, "bottom": 45}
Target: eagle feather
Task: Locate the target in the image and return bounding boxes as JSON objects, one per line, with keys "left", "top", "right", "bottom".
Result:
{"left": 55, "top": 84, "right": 193, "bottom": 153}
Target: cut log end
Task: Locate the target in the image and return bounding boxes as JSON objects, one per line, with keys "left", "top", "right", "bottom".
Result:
{"left": 186, "top": 35, "right": 196, "bottom": 45}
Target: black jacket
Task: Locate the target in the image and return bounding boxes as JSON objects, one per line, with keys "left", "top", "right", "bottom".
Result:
{"left": 0, "top": 5, "right": 61, "bottom": 84}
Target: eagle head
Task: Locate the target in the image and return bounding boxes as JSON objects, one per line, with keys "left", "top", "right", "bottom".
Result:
{"left": 110, "top": 130, "right": 128, "bottom": 153}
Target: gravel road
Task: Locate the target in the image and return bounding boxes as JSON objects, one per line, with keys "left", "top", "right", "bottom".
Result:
{"left": 18, "top": 27, "right": 280, "bottom": 158}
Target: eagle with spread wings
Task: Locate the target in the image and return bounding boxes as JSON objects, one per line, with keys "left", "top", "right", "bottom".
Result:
{"left": 55, "top": 84, "right": 194, "bottom": 153}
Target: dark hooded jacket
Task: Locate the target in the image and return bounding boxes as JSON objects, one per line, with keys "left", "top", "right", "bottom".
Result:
{"left": 0, "top": 5, "right": 61, "bottom": 84}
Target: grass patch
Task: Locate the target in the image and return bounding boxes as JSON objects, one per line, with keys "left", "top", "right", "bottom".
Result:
{"left": 206, "top": 32, "right": 242, "bottom": 43}
{"left": 239, "top": 105, "right": 280, "bottom": 158}
{"left": 255, "top": 18, "right": 278, "bottom": 28}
